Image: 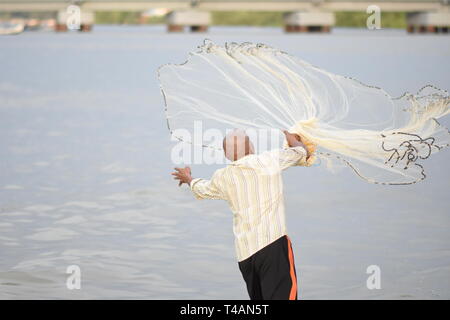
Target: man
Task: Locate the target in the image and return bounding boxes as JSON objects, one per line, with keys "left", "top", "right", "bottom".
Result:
{"left": 172, "top": 129, "right": 314, "bottom": 300}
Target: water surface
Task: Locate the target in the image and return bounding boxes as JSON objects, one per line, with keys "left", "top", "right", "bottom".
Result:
{"left": 0, "top": 25, "right": 449, "bottom": 299}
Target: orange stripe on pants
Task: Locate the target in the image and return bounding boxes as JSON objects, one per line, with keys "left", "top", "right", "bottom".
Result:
{"left": 287, "top": 236, "right": 297, "bottom": 300}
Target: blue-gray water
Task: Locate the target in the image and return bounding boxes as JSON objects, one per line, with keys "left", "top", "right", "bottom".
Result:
{"left": 0, "top": 25, "right": 449, "bottom": 299}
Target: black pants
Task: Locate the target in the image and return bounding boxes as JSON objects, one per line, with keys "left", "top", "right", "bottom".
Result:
{"left": 238, "top": 235, "right": 298, "bottom": 300}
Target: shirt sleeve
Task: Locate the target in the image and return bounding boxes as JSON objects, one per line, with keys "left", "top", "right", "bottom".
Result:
{"left": 190, "top": 171, "right": 225, "bottom": 200}
{"left": 266, "top": 146, "right": 308, "bottom": 171}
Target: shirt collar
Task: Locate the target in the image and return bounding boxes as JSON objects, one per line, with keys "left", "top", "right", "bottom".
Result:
{"left": 229, "top": 153, "right": 254, "bottom": 166}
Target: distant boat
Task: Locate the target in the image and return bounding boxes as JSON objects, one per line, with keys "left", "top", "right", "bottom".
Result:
{"left": 0, "top": 22, "right": 25, "bottom": 35}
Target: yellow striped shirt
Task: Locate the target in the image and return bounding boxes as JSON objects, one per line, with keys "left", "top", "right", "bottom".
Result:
{"left": 190, "top": 146, "right": 307, "bottom": 262}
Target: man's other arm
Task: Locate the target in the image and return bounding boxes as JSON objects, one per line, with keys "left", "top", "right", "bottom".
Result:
{"left": 190, "top": 170, "right": 225, "bottom": 200}
{"left": 172, "top": 167, "right": 225, "bottom": 200}
{"left": 263, "top": 131, "right": 309, "bottom": 170}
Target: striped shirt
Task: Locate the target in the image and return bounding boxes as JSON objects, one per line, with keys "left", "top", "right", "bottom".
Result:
{"left": 190, "top": 146, "right": 307, "bottom": 262}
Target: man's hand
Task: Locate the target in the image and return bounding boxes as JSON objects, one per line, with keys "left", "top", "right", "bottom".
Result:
{"left": 171, "top": 167, "right": 193, "bottom": 187}
{"left": 283, "top": 130, "right": 316, "bottom": 160}
{"left": 283, "top": 131, "right": 303, "bottom": 148}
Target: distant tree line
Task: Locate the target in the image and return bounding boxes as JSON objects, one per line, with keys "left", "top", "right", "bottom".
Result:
{"left": 0, "top": 10, "right": 407, "bottom": 29}
{"left": 96, "top": 11, "right": 407, "bottom": 29}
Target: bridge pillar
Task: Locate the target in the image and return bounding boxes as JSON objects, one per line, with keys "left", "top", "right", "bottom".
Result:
{"left": 283, "top": 11, "right": 335, "bottom": 33}
{"left": 166, "top": 10, "right": 211, "bottom": 33}
{"left": 55, "top": 9, "right": 94, "bottom": 32}
{"left": 407, "top": 12, "right": 450, "bottom": 34}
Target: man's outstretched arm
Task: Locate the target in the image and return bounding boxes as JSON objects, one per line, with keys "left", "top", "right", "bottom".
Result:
{"left": 261, "top": 131, "right": 315, "bottom": 170}
{"left": 171, "top": 167, "right": 224, "bottom": 200}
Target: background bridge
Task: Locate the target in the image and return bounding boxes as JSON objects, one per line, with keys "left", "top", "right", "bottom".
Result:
{"left": 0, "top": 0, "right": 449, "bottom": 33}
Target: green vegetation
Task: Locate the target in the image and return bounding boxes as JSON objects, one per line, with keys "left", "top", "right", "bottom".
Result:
{"left": 336, "top": 11, "right": 407, "bottom": 28}
{"left": 212, "top": 11, "right": 284, "bottom": 27}
{"left": 95, "top": 12, "right": 140, "bottom": 24}
{"left": 95, "top": 11, "right": 164, "bottom": 24}
{"left": 94, "top": 10, "right": 407, "bottom": 29}
{"left": 214, "top": 11, "right": 407, "bottom": 29}
{"left": 0, "top": 12, "right": 55, "bottom": 20}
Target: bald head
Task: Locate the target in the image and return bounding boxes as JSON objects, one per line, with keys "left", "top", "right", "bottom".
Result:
{"left": 223, "top": 129, "right": 255, "bottom": 161}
